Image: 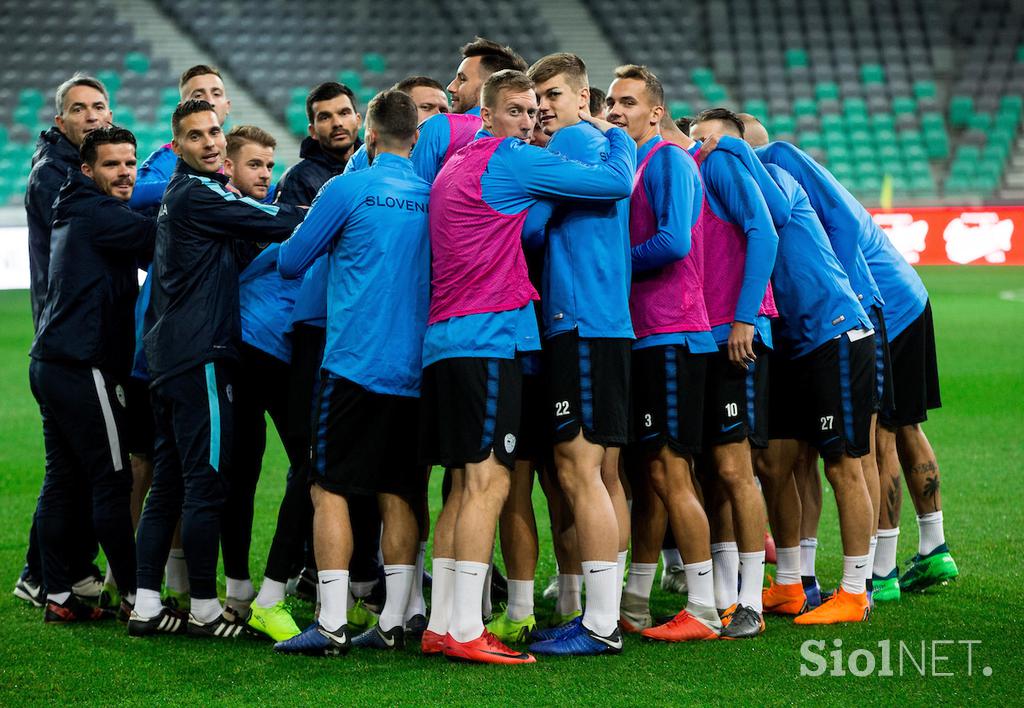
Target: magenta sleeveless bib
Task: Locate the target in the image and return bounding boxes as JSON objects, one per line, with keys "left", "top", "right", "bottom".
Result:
{"left": 694, "top": 152, "right": 778, "bottom": 327}
{"left": 441, "top": 113, "right": 483, "bottom": 166}
{"left": 428, "top": 137, "right": 539, "bottom": 324}
{"left": 629, "top": 140, "right": 710, "bottom": 337}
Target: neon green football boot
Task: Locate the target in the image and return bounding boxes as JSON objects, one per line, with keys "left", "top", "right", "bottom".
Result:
{"left": 899, "top": 544, "right": 959, "bottom": 592}
{"left": 247, "top": 601, "right": 301, "bottom": 642}
{"left": 871, "top": 569, "right": 901, "bottom": 602}
{"left": 486, "top": 605, "right": 537, "bottom": 644}
{"left": 347, "top": 598, "right": 380, "bottom": 632}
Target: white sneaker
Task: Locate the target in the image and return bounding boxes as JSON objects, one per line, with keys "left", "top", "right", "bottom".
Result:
{"left": 660, "top": 565, "right": 688, "bottom": 594}
{"left": 72, "top": 574, "right": 103, "bottom": 601}
{"left": 619, "top": 604, "right": 653, "bottom": 633}
{"left": 13, "top": 573, "right": 44, "bottom": 608}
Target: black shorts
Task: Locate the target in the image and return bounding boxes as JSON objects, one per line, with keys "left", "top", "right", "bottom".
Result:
{"left": 767, "top": 349, "right": 804, "bottom": 441}
{"left": 796, "top": 331, "right": 876, "bottom": 459}
{"left": 703, "top": 342, "right": 769, "bottom": 449}
{"left": 517, "top": 365, "right": 550, "bottom": 463}
{"left": 631, "top": 344, "right": 707, "bottom": 455}
{"left": 419, "top": 357, "right": 522, "bottom": 472}
{"left": 867, "top": 305, "right": 894, "bottom": 415}
{"left": 310, "top": 374, "right": 420, "bottom": 496}
{"left": 880, "top": 301, "right": 941, "bottom": 428}
{"left": 546, "top": 331, "right": 630, "bottom": 447}
{"left": 123, "top": 377, "right": 155, "bottom": 457}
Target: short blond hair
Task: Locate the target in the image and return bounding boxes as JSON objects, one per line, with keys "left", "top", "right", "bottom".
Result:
{"left": 613, "top": 64, "right": 664, "bottom": 106}
{"left": 482, "top": 69, "right": 534, "bottom": 109}
{"left": 225, "top": 125, "right": 276, "bottom": 159}
{"left": 527, "top": 53, "right": 588, "bottom": 92}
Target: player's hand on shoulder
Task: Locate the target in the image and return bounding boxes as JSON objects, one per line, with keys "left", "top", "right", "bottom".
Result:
{"left": 578, "top": 110, "right": 618, "bottom": 135}
{"left": 697, "top": 134, "right": 722, "bottom": 162}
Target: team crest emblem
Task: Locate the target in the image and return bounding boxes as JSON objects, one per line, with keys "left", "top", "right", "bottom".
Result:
{"left": 226, "top": 384, "right": 233, "bottom": 403}
{"left": 504, "top": 433, "right": 516, "bottom": 454}
{"left": 115, "top": 385, "right": 126, "bottom": 408}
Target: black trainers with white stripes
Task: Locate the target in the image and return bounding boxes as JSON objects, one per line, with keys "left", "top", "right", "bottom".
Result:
{"left": 187, "top": 612, "right": 247, "bottom": 639}
{"left": 128, "top": 607, "right": 188, "bottom": 637}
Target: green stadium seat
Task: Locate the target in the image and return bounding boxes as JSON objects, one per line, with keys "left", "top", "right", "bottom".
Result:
{"left": 814, "top": 82, "right": 839, "bottom": 101}
{"left": 363, "top": 52, "right": 387, "bottom": 73}
{"left": 912, "top": 80, "right": 937, "bottom": 100}
{"left": 691, "top": 67, "right": 714, "bottom": 89}
{"left": 902, "top": 144, "right": 926, "bottom": 162}
{"left": 843, "top": 97, "right": 868, "bottom": 117}
{"left": 827, "top": 143, "right": 850, "bottom": 161}
{"left": 949, "top": 95, "right": 973, "bottom": 127}
{"left": 13, "top": 105, "right": 35, "bottom": 128}
{"left": 290, "top": 86, "right": 309, "bottom": 103}
{"left": 18, "top": 88, "right": 44, "bottom": 110}
{"left": 771, "top": 114, "right": 796, "bottom": 135}
{"left": 703, "top": 84, "right": 727, "bottom": 102}
{"left": 793, "top": 97, "right": 817, "bottom": 118}
{"left": 983, "top": 142, "right": 1010, "bottom": 163}
{"left": 115, "top": 107, "right": 136, "bottom": 130}
{"left": 337, "top": 70, "right": 362, "bottom": 90}
{"left": 1001, "top": 94, "right": 1023, "bottom": 113}
{"left": 160, "top": 87, "right": 180, "bottom": 107}
{"left": 844, "top": 113, "right": 869, "bottom": 132}
{"left": 798, "top": 131, "right": 823, "bottom": 151}
{"left": 124, "top": 51, "right": 150, "bottom": 74}
{"left": 669, "top": 101, "right": 691, "bottom": 120}
{"left": 1017, "top": 45, "right": 1024, "bottom": 62}
{"left": 988, "top": 126, "right": 1016, "bottom": 148}
{"left": 973, "top": 111, "right": 993, "bottom": 131}
{"left": 852, "top": 145, "right": 874, "bottom": 163}
{"left": 860, "top": 64, "right": 885, "bottom": 84}
{"left": 741, "top": 99, "right": 767, "bottom": 121}
{"left": 892, "top": 96, "right": 916, "bottom": 116}
{"left": 830, "top": 160, "right": 854, "bottom": 180}
{"left": 96, "top": 70, "right": 122, "bottom": 94}
{"left": 821, "top": 114, "right": 844, "bottom": 131}
{"left": 870, "top": 113, "right": 895, "bottom": 132}
{"left": 0, "top": 126, "right": 7, "bottom": 149}
{"left": 286, "top": 104, "right": 307, "bottom": 135}
{"left": 920, "top": 111, "right": 944, "bottom": 130}
{"left": 358, "top": 86, "right": 378, "bottom": 106}
{"left": 785, "top": 48, "right": 808, "bottom": 68}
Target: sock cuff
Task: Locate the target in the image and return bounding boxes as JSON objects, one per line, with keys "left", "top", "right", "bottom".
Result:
{"left": 433, "top": 557, "right": 456, "bottom": 571}
{"left": 877, "top": 527, "right": 900, "bottom": 539}
{"left": 738, "top": 551, "right": 766, "bottom": 562}
{"left": 711, "top": 542, "right": 739, "bottom": 553}
{"left": 799, "top": 537, "right": 818, "bottom": 548}
{"left": 629, "top": 562, "right": 658, "bottom": 575}
{"left": 617, "top": 550, "right": 628, "bottom": 561}
{"left": 318, "top": 569, "right": 349, "bottom": 583}
{"left": 507, "top": 579, "right": 534, "bottom": 590}
{"left": 581, "top": 560, "right": 617, "bottom": 572}
{"left": 454, "top": 560, "right": 490, "bottom": 574}
{"left": 869, "top": 536, "right": 878, "bottom": 547}
{"left": 684, "top": 559, "right": 713, "bottom": 572}
{"left": 918, "top": 511, "right": 943, "bottom": 523}
{"left": 383, "top": 564, "right": 415, "bottom": 573}
{"left": 843, "top": 554, "right": 870, "bottom": 565}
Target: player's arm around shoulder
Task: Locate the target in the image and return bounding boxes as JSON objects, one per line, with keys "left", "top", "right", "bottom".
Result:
{"left": 278, "top": 171, "right": 361, "bottom": 279}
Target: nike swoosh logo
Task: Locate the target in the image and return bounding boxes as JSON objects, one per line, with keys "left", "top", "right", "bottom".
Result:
{"left": 380, "top": 630, "right": 395, "bottom": 647}
{"left": 321, "top": 579, "right": 341, "bottom": 584}
{"left": 698, "top": 569, "right": 711, "bottom": 576}
{"left": 482, "top": 650, "right": 527, "bottom": 658}
{"left": 855, "top": 564, "right": 866, "bottom": 569}
{"left": 720, "top": 421, "right": 742, "bottom": 433}
{"left": 459, "top": 571, "right": 479, "bottom": 576}
{"left": 385, "top": 572, "right": 399, "bottom": 576}
{"left": 589, "top": 568, "right": 611, "bottom": 574}
{"left": 590, "top": 633, "right": 623, "bottom": 649}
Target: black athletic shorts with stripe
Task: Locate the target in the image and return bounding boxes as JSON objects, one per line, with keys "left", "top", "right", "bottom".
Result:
{"left": 867, "top": 304, "right": 894, "bottom": 415}
{"left": 703, "top": 342, "right": 769, "bottom": 450}
{"left": 631, "top": 344, "right": 708, "bottom": 455}
{"left": 419, "top": 357, "right": 523, "bottom": 472}
{"left": 310, "top": 374, "right": 421, "bottom": 496}
{"left": 879, "top": 300, "right": 941, "bottom": 429}
{"left": 796, "top": 330, "right": 876, "bottom": 460}
{"left": 546, "top": 330, "right": 631, "bottom": 447}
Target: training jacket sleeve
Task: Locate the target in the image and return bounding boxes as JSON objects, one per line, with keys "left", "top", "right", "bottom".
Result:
{"left": 90, "top": 198, "right": 157, "bottom": 254}
{"left": 703, "top": 151, "right": 779, "bottom": 324}
{"left": 129, "top": 146, "right": 175, "bottom": 209}
{"left": 277, "top": 176, "right": 358, "bottom": 279}
{"left": 411, "top": 114, "right": 452, "bottom": 184}
{"left": 508, "top": 127, "right": 637, "bottom": 201}
{"left": 631, "top": 146, "right": 696, "bottom": 273}
{"left": 187, "top": 177, "right": 305, "bottom": 243}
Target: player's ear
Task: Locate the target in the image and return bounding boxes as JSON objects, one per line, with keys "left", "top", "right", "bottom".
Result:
{"left": 410, "top": 128, "right": 420, "bottom": 151}
{"left": 579, "top": 86, "right": 590, "bottom": 112}
{"left": 81, "top": 162, "right": 93, "bottom": 179}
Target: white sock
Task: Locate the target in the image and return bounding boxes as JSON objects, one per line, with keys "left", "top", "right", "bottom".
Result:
{"left": 841, "top": 554, "right": 869, "bottom": 595}
{"left": 683, "top": 559, "right": 718, "bottom": 623}
{"left": 124, "top": 592, "right": 136, "bottom": 605}
{"left": 874, "top": 528, "right": 900, "bottom": 577}
{"left": 449, "top": 560, "right": 489, "bottom": 642}
{"left": 48, "top": 591, "right": 71, "bottom": 604}
{"left": 379, "top": 564, "right": 414, "bottom": 632}
{"left": 917, "top": 511, "right": 945, "bottom": 555}
{"left": 556, "top": 574, "right": 582, "bottom": 616}
{"left": 737, "top": 551, "right": 765, "bottom": 613}
{"left": 866, "top": 536, "right": 878, "bottom": 583}
{"left": 134, "top": 588, "right": 163, "bottom": 619}
{"left": 255, "top": 578, "right": 286, "bottom": 608}
{"left": 661, "top": 547, "right": 683, "bottom": 569}
{"left": 506, "top": 579, "right": 534, "bottom": 621}
{"left": 711, "top": 542, "right": 739, "bottom": 610}
{"left": 404, "top": 542, "right": 428, "bottom": 622}
{"left": 615, "top": 550, "right": 628, "bottom": 609}
{"left": 225, "top": 576, "right": 255, "bottom": 602}
{"left": 481, "top": 564, "right": 493, "bottom": 619}
{"left": 581, "top": 560, "right": 618, "bottom": 636}
{"left": 622, "top": 562, "right": 657, "bottom": 606}
{"left": 190, "top": 597, "right": 223, "bottom": 624}
{"left": 775, "top": 546, "right": 801, "bottom": 585}
{"left": 317, "top": 570, "right": 349, "bottom": 633}
{"left": 165, "top": 548, "right": 188, "bottom": 593}
{"left": 425, "top": 558, "right": 455, "bottom": 636}
{"left": 800, "top": 537, "right": 818, "bottom": 577}
{"left": 350, "top": 579, "right": 375, "bottom": 599}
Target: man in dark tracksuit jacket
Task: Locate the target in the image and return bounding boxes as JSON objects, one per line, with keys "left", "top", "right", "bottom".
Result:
{"left": 129, "top": 100, "right": 304, "bottom": 638}
{"left": 17, "top": 74, "right": 115, "bottom": 606}
{"left": 29, "top": 127, "right": 155, "bottom": 623}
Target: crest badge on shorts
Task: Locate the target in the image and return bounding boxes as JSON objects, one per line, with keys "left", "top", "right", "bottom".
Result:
{"left": 115, "top": 384, "right": 126, "bottom": 408}
{"left": 504, "top": 433, "right": 516, "bottom": 454}
{"left": 226, "top": 384, "right": 234, "bottom": 403}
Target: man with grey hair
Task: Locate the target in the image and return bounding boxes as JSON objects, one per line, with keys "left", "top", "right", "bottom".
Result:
{"left": 14, "top": 73, "right": 112, "bottom": 610}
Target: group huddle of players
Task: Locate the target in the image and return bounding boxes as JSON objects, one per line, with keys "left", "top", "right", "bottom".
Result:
{"left": 18, "top": 36, "right": 960, "bottom": 664}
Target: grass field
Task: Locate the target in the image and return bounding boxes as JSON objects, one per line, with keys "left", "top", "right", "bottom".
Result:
{"left": 1, "top": 267, "right": 1022, "bottom": 706}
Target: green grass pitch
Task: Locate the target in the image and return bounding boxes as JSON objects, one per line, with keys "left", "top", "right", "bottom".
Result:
{"left": 0, "top": 267, "right": 1021, "bottom": 705}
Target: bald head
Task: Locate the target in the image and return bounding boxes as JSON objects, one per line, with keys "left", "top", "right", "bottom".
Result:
{"left": 738, "top": 113, "right": 770, "bottom": 147}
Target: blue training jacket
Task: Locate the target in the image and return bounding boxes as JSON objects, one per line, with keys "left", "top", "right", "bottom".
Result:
{"left": 277, "top": 153, "right": 431, "bottom": 397}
